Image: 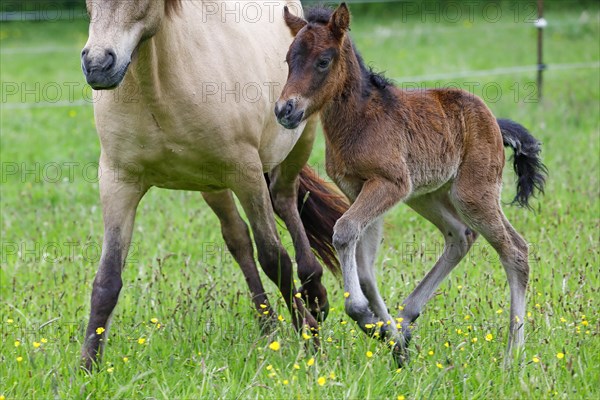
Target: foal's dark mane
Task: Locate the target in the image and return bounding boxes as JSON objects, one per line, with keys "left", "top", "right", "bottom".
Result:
{"left": 305, "top": 7, "right": 395, "bottom": 98}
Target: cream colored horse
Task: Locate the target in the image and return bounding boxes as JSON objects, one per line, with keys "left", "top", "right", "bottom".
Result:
{"left": 80, "top": 0, "right": 347, "bottom": 371}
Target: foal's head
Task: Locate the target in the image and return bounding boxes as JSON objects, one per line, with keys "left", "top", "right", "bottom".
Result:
{"left": 81, "top": 0, "right": 180, "bottom": 89}
{"left": 275, "top": 4, "right": 351, "bottom": 129}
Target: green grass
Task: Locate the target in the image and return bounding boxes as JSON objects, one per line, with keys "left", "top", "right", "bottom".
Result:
{"left": 1, "top": 4, "right": 599, "bottom": 399}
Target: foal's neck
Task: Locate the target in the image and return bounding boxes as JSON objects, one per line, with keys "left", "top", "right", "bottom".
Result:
{"left": 321, "top": 39, "right": 369, "bottom": 139}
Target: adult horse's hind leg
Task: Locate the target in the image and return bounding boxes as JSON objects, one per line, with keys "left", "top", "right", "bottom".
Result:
{"left": 394, "top": 191, "right": 478, "bottom": 363}
{"left": 202, "top": 191, "right": 276, "bottom": 330}
{"left": 232, "top": 166, "right": 319, "bottom": 335}
{"left": 268, "top": 118, "right": 329, "bottom": 321}
{"left": 451, "top": 171, "right": 529, "bottom": 361}
{"left": 81, "top": 166, "right": 147, "bottom": 371}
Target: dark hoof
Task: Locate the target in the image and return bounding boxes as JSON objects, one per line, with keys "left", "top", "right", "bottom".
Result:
{"left": 392, "top": 330, "right": 413, "bottom": 367}
{"left": 298, "top": 284, "right": 329, "bottom": 322}
{"left": 258, "top": 312, "right": 278, "bottom": 335}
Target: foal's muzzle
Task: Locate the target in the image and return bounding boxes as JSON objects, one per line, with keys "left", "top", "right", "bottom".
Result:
{"left": 81, "top": 47, "right": 128, "bottom": 90}
{"left": 275, "top": 99, "right": 304, "bottom": 130}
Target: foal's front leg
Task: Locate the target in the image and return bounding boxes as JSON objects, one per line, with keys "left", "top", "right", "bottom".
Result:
{"left": 333, "top": 178, "right": 407, "bottom": 334}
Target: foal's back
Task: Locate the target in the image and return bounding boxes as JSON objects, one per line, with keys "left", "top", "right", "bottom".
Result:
{"left": 360, "top": 87, "right": 505, "bottom": 198}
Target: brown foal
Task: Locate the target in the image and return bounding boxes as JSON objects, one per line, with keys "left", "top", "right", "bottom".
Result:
{"left": 275, "top": 3, "right": 547, "bottom": 366}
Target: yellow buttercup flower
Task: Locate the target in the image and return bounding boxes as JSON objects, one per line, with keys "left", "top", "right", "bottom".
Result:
{"left": 278, "top": 315, "right": 285, "bottom": 322}
{"left": 293, "top": 363, "right": 300, "bottom": 370}
{"left": 436, "top": 362, "right": 443, "bottom": 369}
{"left": 307, "top": 357, "right": 315, "bottom": 366}
{"left": 344, "top": 292, "right": 350, "bottom": 298}
{"left": 329, "top": 372, "right": 336, "bottom": 380}
{"left": 294, "top": 292, "right": 302, "bottom": 298}
{"left": 397, "top": 396, "right": 405, "bottom": 400}
{"left": 137, "top": 337, "right": 146, "bottom": 345}
{"left": 96, "top": 327, "right": 105, "bottom": 335}
{"left": 485, "top": 333, "right": 493, "bottom": 341}
{"left": 532, "top": 356, "right": 540, "bottom": 363}
{"left": 283, "top": 379, "right": 289, "bottom": 385}
{"left": 428, "top": 350, "right": 434, "bottom": 356}
{"left": 123, "top": 357, "right": 129, "bottom": 363}
{"left": 317, "top": 376, "right": 326, "bottom": 386}
{"left": 556, "top": 352, "right": 565, "bottom": 359}
{"left": 150, "top": 317, "right": 159, "bottom": 324}
{"left": 259, "top": 304, "right": 267, "bottom": 309}
{"left": 266, "top": 365, "right": 273, "bottom": 371}
{"left": 41, "top": 338, "right": 48, "bottom": 343}
{"left": 16, "top": 356, "right": 23, "bottom": 362}
{"left": 6, "top": 318, "right": 13, "bottom": 324}
{"left": 107, "top": 367, "right": 114, "bottom": 373}
{"left": 496, "top": 308, "right": 503, "bottom": 314}
{"left": 302, "top": 332, "right": 312, "bottom": 340}
{"left": 268, "top": 341, "right": 281, "bottom": 351}
{"left": 33, "top": 341, "right": 41, "bottom": 348}
{"left": 366, "top": 351, "right": 373, "bottom": 358}
{"left": 14, "top": 340, "right": 20, "bottom": 347}
{"left": 365, "top": 323, "right": 374, "bottom": 329}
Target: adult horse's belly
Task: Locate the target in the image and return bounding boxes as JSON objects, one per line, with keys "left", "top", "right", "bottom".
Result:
{"left": 95, "top": 98, "right": 305, "bottom": 192}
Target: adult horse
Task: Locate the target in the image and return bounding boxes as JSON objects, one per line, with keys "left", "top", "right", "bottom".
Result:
{"left": 79, "top": 0, "right": 347, "bottom": 370}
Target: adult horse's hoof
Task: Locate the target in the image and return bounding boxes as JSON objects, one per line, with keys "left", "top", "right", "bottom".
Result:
{"left": 258, "top": 312, "right": 279, "bottom": 335}
{"left": 392, "top": 329, "right": 413, "bottom": 367}
{"left": 298, "top": 284, "right": 329, "bottom": 322}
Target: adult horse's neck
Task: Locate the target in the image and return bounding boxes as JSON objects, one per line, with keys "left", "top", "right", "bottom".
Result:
{"left": 126, "top": 8, "right": 206, "bottom": 104}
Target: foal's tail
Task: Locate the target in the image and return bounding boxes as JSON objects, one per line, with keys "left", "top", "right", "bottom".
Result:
{"left": 497, "top": 118, "right": 548, "bottom": 209}
{"left": 298, "top": 166, "right": 349, "bottom": 277}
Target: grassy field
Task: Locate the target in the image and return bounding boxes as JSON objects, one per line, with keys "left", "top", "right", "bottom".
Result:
{"left": 1, "top": 2, "right": 599, "bottom": 399}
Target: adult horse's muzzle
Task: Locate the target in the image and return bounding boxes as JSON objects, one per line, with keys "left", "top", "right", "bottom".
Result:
{"left": 274, "top": 99, "right": 305, "bottom": 130}
{"left": 81, "top": 47, "right": 129, "bottom": 90}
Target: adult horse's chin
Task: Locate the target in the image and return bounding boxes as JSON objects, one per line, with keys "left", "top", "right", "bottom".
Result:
{"left": 83, "top": 63, "right": 130, "bottom": 91}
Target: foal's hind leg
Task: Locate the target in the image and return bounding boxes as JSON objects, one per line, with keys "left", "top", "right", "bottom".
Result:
{"left": 451, "top": 176, "right": 529, "bottom": 360}
{"left": 396, "top": 191, "right": 478, "bottom": 359}
{"left": 81, "top": 165, "right": 147, "bottom": 371}
{"left": 202, "top": 191, "right": 276, "bottom": 330}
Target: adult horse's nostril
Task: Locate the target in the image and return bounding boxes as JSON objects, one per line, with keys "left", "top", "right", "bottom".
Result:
{"left": 102, "top": 49, "right": 116, "bottom": 72}
{"left": 81, "top": 48, "right": 90, "bottom": 74}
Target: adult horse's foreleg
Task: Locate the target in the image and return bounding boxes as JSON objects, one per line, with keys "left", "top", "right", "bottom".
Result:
{"left": 233, "top": 172, "right": 319, "bottom": 336}
{"left": 202, "top": 190, "right": 276, "bottom": 331}
{"left": 268, "top": 119, "right": 330, "bottom": 321}
{"left": 333, "top": 178, "right": 407, "bottom": 335}
{"left": 81, "top": 167, "right": 147, "bottom": 372}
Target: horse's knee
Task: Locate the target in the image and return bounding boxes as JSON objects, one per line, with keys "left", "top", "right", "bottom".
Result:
{"left": 345, "top": 297, "right": 370, "bottom": 322}
{"left": 91, "top": 273, "right": 122, "bottom": 315}
{"left": 333, "top": 218, "right": 360, "bottom": 250}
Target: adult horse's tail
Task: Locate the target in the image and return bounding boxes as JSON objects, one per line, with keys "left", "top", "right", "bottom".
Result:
{"left": 297, "top": 166, "right": 348, "bottom": 276}
{"left": 497, "top": 118, "right": 548, "bottom": 208}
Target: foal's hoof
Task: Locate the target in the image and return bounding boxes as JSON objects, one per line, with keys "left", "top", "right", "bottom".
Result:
{"left": 298, "top": 284, "right": 329, "bottom": 322}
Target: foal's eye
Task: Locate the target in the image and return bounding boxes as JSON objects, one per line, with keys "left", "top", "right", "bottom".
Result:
{"left": 316, "top": 58, "right": 331, "bottom": 71}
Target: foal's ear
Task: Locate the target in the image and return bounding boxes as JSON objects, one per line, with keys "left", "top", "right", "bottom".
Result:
{"left": 284, "top": 6, "right": 307, "bottom": 36}
{"left": 329, "top": 2, "right": 350, "bottom": 41}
